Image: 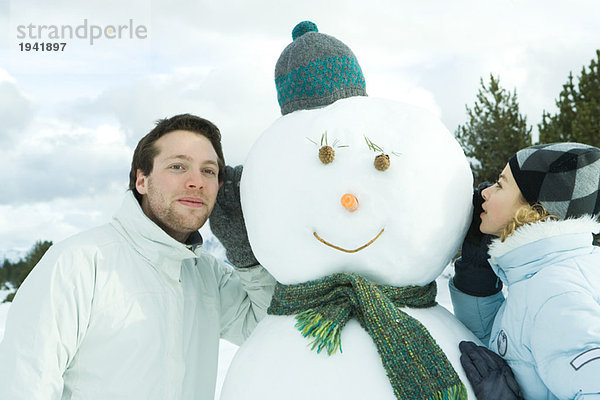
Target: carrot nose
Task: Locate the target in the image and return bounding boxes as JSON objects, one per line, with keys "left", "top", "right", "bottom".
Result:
{"left": 341, "top": 193, "right": 359, "bottom": 212}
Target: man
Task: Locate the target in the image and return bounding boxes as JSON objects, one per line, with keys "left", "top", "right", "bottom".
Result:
{"left": 0, "top": 114, "right": 275, "bottom": 400}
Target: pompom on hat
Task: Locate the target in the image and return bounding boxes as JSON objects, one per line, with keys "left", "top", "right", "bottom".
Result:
{"left": 274, "top": 21, "right": 367, "bottom": 115}
{"left": 509, "top": 142, "right": 600, "bottom": 219}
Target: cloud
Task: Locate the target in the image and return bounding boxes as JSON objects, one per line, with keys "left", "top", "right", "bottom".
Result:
{"left": 68, "top": 62, "right": 280, "bottom": 165}
{"left": 0, "top": 186, "right": 125, "bottom": 251}
{"left": 0, "top": 121, "right": 132, "bottom": 204}
{"left": 0, "top": 70, "right": 36, "bottom": 146}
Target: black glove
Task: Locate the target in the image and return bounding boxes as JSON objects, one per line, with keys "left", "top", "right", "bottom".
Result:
{"left": 453, "top": 182, "right": 502, "bottom": 297}
{"left": 209, "top": 165, "right": 259, "bottom": 268}
{"left": 459, "top": 341, "right": 524, "bottom": 400}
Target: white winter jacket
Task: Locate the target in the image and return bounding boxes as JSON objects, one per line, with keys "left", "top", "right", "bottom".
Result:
{"left": 0, "top": 191, "right": 276, "bottom": 400}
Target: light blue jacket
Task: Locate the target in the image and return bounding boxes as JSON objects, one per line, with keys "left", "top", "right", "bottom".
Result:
{"left": 451, "top": 217, "right": 600, "bottom": 399}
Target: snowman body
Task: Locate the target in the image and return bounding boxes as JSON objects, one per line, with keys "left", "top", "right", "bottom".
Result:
{"left": 220, "top": 97, "right": 479, "bottom": 399}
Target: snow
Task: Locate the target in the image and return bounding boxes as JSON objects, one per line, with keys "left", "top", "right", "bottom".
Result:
{"left": 215, "top": 340, "right": 239, "bottom": 399}
{"left": 0, "top": 289, "right": 12, "bottom": 342}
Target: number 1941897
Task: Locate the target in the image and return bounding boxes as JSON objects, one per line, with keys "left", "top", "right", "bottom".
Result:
{"left": 19, "top": 42, "right": 67, "bottom": 51}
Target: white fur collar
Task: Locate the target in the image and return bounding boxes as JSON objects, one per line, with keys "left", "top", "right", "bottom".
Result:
{"left": 488, "top": 215, "right": 600, "bottom": 259}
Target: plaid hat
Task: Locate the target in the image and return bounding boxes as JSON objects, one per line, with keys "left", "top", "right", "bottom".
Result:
{"left": 274, "top": 21, "right": 367, "bottom": 115}
{"left": 509, "top": 142, "right": 600, "bottom": 219}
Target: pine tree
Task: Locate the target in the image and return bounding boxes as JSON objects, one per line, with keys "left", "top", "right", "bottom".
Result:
{"left": 456, "top": 74, "right": 532, "bottom": 186}
{"left": 0, "top": 240, "right": 52, "bottom": 302}
{"left": 539, "top": 50, "right": 600, "bottom": 146}
{"left": 538, "top": 72, "right": 576, "bottom": 143}
{"left": 15, "top": 240, "right": 52, "bottom": 288}
{"left": 0, "top": 259, "right": 11, "bottom": 288}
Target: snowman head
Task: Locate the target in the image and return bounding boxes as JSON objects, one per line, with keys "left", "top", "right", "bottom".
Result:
{"left": 242, "top": 96, "right": 472, "bottom": 286}
{"left": 240, "top": 22, "right": 472, "bottom": 287}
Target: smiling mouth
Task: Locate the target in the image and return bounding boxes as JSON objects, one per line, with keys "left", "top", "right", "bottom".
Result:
{"left": 178, "top": 198, "right": 205, "bottom": 208}
{"left": 313, "top": 228, "right": 385, "bottom": 253}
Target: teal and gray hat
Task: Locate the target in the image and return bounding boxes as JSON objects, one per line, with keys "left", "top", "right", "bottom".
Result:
{"left": 509, "top": 142, "right": 600, "bottom": 219}
{"left": 274, "top": 21, "right": 367, "bottom": 115}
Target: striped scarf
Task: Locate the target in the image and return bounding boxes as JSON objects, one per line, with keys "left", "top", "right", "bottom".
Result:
{"left": 268, "top": 273, "right": 467, "bottom": 400}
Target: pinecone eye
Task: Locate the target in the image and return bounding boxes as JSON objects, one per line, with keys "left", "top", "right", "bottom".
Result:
{"left": 319, "top": 145, "right": 335, "bottom": 164}
{"left": 374, "top": 154, "right": 390, "bottom": 171}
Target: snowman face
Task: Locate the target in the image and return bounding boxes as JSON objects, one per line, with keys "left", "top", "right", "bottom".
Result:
{"left": 241, "top": 97, "right": 472, "bottom": 286}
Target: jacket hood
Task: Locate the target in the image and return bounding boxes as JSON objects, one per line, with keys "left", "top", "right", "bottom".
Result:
{"left": 488, "top": 215, "right": 600, "bottom": 259}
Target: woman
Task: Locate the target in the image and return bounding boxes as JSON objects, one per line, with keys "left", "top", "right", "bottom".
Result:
{"left": 451, "top": 142, "right": 600, "bottom": 399}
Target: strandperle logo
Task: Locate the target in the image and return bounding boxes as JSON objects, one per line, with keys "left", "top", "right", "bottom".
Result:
{"left": 16, "top": 19, "right": 148, "bottom": 45}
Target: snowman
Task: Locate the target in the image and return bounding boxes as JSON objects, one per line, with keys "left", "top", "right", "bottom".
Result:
{"left": 220, "top": 21, "right": 480, "bottom": 399}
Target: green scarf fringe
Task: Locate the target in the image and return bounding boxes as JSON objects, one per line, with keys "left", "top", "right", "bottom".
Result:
{"left": 429, "top": 383, "right": 468, "bottom": 400}
{"left": 295, "top": 309, "right": 343, "bottom": 355}
{"left": 268, "top": 273, "right": 468, "bottom": 400}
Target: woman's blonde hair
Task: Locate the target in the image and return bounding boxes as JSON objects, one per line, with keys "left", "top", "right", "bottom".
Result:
{"left": 501, "top": 203, "right": 558, "bottom": 242}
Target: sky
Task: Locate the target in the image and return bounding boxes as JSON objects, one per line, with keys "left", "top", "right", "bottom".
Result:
{"left": 1, "top": 0, "right": 599, "bottom": 255}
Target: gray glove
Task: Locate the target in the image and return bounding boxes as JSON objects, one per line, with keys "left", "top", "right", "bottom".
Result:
{"left": 459, "top": 341, "right": 524, "bottom": 400}
{"left": 209, "top": 165, "right": 258, "bottom": 268}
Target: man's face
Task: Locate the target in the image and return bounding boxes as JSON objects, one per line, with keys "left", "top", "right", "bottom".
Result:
{"left": 136, "top": 130, "right": 221, "bottom": 242}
